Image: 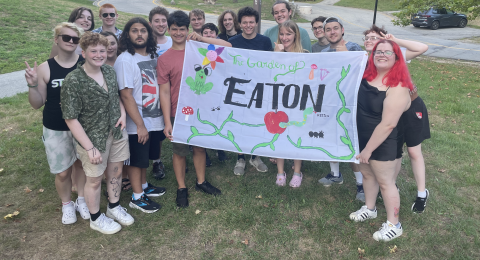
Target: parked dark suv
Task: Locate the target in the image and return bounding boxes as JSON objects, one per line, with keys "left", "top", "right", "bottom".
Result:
{"left": 411, "top": 8, "right": 468, "bottom": 30}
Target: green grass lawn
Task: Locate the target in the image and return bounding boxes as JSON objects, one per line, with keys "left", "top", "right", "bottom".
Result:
{"left": 1, "top": 0, "right": 480, "bottom": 258}
{"left": 0, "top": 0, "right": 147, "bottom": 74}
{"left": 334, "top": 0, "right": 399, "bottom": 12}
{"left": 1, "top": 57, "right": 479, "bottom": 259}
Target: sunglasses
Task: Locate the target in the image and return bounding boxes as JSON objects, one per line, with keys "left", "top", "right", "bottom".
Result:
{"left": 58, "top": 35, "right": 80, "bottom": 44}
{"left": 102, "top": 13, "right": 116, "bottom": 18}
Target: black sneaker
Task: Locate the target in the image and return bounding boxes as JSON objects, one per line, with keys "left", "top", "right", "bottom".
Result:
{"left": 129, "top": 194, "right": 161, "bottom": 213}
{"left": 195, "top": 180, "right": 221, "bottom": 196}
{"left": 152, "top": 161, "right": 166, "bottom": 180}
{"left": 176, "top": 188, "right": 189, "bottom": 208}
{"left": 144, "top": 183, "right": 166, "bottom": 197}
{"left": 411, "top": 189, "right": 429, "bottom": 213}
{"left": 217, "top": 150, "right": 227, "bottom": 162}
{"left": 205, "top": 152, "right": 212, "bottom": 167}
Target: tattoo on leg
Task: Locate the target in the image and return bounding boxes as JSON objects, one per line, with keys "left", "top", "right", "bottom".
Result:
{"left": 114, "top": 166, "right": 118, "bottom": 173}
{"left": 394, "top": 207, "right": 400, "bottom": 218}
{"left": 110, "top": 177, "right": 120, "bottom": 198}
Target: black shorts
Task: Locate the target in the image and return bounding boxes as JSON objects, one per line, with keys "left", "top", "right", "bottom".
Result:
{"left": 125, "top": 131, "right": 166, "bottom": 168}
{"left": 402, "top": 97, "right": 431, "bottom": 147}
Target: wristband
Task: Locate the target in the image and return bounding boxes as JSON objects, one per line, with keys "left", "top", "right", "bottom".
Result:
{"left": 27, "top": 84, "right": 38, "bottom": 88}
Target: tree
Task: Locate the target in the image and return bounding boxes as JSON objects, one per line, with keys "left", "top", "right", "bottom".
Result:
{"left": 393, "top": 0, "right": 480, "bottom": 26}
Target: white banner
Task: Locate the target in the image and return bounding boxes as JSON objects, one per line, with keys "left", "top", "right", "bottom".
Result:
{"left": 172, "top": 41, "right": 368, "bottom": 162}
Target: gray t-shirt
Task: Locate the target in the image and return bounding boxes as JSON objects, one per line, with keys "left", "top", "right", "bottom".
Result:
{"left": 312, "top": 42, "right": 329, "bottom": 53}
{"left": 321, "top": 41, "right": 363, "bottom": 52}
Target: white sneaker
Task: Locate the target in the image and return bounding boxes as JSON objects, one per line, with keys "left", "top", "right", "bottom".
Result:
{"left": 90, "top": 213, "right": 122, "bottom": 234}
{"left": 349, "top": 205, "right": 377, "bottom": 222}
{"left": 106, "top": 205, "right": 134, "bottom": 226}
{"left": 233, "top": 159, "right": 246, "bottom": 175}
{"left": 62, "top": 201, "right": 77, "bottom": 225}
{"left": 373, "top": 220, "right": 403, "bottom": 242}
{"left": 75, "top": 198, "right": 90, "bottom": 220}
{"left": 249, "top": 156, "right": 268, "bottom": 172}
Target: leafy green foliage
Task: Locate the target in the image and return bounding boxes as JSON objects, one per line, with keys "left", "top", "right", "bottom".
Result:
{"left": 393, "top": 0, "right": 480, "bottom": 26}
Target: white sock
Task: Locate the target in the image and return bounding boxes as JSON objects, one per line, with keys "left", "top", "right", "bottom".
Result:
{"left": 418, "top": 190, "right": 427, "bottom": 198}
{"left": 153, "top": 159, "right": 161, "bottom": 163}
{"left": 133, "top": 192, "right": 144, "bottom": 200}
{"left": 142, "top": 182, "right": 148, "bottom": 190}
{"left": 76, "top": 196, "right": 85, "bottom": 204}
{"left": 62, "top": 201, "right": 72, "bottom": 207}
{"left": 354, "top": 171, "right": 363, "bottom": 184}
{"left": 329, "top": 162, "right": 340, "bottom": 177}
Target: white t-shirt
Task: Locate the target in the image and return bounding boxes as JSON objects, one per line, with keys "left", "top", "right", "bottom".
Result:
{"left": 115, "top": 52, "right": 165, "bottom": 134}
{"left": 156, "top": 36, "right": 172, "bottom": 57}
{"left": 400, "top": 47, "right": 411, "bottom": 63}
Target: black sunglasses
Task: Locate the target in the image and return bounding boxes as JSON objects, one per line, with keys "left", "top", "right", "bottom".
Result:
{"left": 58, "top": 35, "right": 80, "bottom": 44}
{"left": 102, "top": 13, "right": 116, "bottom": 18}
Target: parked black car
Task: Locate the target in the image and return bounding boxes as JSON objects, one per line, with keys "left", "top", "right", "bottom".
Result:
{"left": 411, "top": 8, "right": 468, "bottom": 30}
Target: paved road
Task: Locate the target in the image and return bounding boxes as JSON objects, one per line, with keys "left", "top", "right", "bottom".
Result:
{"left": 2, "top": 0, "right": 480, "bottom": 98}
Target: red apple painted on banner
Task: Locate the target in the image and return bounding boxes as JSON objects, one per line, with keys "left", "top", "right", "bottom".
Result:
{"left": 264, "top": 111, "right": 289, "bottom": 134}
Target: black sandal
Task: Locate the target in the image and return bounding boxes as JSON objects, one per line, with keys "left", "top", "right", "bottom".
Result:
{"left": 122, "top": 178, "right": 132, "bottom": 191}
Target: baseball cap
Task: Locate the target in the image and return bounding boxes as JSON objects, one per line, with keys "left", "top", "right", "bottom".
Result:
{"left": 323, "top": 17, "right": 343, "bottom": 28}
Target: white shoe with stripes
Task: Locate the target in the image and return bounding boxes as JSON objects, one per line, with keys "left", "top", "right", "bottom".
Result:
{"left": 349, "top": 205, "right": 377, "bottom": 222}
{"left": 373, "top": 220, "right": 403, "bottom": 242}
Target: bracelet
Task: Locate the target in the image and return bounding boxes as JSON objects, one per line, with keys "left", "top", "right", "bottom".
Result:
{"left": 86, "top": 147, "right": 96, "bottom": 152}
{"left": 27, "top": 84, "right": 38, "bottom": 88}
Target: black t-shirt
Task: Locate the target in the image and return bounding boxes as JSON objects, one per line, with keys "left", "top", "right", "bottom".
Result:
{"left": 228, "top": 33, "right": 273, "bottom": 51}
{"left": 217, "top": 30, "right": 242, "bottom": 41}
{"left": 43, "top": 55, "right": 84, "bottom": 131}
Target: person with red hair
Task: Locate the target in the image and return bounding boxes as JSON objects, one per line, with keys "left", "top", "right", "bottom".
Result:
{"left": 349, "top": 40, "right": 412, "bottom": 242}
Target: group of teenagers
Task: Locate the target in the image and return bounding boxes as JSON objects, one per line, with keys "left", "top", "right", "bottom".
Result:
{"left": 24, "top": 1, "right": 431, "bottom": 242}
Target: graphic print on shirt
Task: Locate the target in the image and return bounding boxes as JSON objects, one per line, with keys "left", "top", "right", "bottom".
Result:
{"left": 157, "top": 49, "right": 168, "bottom": 56}
{"left": 137, "top": 60, "right": 162, "bottom": 118}
{"left": 51, "top": 79, "right": 64, "bottom": 88}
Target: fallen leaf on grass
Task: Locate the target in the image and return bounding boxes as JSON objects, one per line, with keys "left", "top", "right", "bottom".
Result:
{"left": 38, "top": 189, "right": 44, "bottom": 193}
{"left": 0, "top": 168, "right": 3, "bottom": 172}
{"left": 4, "top": 211, "right": 20, "bottom": 219}
{"left": 429, "top": 86, "right": 434, "bottom": 89}
{"left": 21, "top": 236, "right": 26, "bottom": 242}
{"left": 438, "top": 169, "right": 446, "bottom": 173}
{"left": 255, "top": 195, "right": 262, "bottom": 199}
{"left": 345, "top": 220, "right": 351, "bottom": 223}
{"left": 263, "top": 204, "right": 269, "bottom": 208}
{"left": 21, "top": 130, "right": 26, "bottom": 133}
{"left": 369, "top": 222, "right": 376, "bottom": 226}
{"left": 195, "top": 210, "right": 201, "bottom": 215}
{"left": 470, "top": 163, "right": 474, "bottom": 167}
{"left": 241, "top": 239, "right": 248, "bottom": 245}
{"left": 24, "top": 187, "right": 31, "bottom": 193}
{"left": 472, "top": 110, "right": 475, "bottom": 113}
{"left": 389, "top": 245, "right": 398, "bottom": 253}
{"left": 100, "top": 244, "right": 104, "bottom": 249}
{"left": 358, "top": 247, "right": 365, "bottom": 254}
{"left": 0, "top": 155, "right": 4, "bottom": 157}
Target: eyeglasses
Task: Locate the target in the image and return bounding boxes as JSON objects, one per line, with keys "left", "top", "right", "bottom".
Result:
{"left": 363, "top": 36, "right": 380, "bottom": 41}
{"left": 311, "top": 26, "right": 323, "bottom": 31}
{"left": 102, "top": 13, "right": 116, "bottom": 18}
{"left": 58, "top": 35, "right": 80, "bottom": 44}
{"left": 374, "top": 50, "right": 395, "bottom": 57}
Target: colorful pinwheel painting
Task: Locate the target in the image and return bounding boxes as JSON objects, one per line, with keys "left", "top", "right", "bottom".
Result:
{"left": 198, "top": 44, "right": 224, "bottom": 70}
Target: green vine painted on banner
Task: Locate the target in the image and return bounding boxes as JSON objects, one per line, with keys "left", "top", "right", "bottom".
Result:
{"left": 187, "top": 109, "right": 265, "bottom": 152}
{"left": 286, "top": 65, "right": 355, "bottom": 160}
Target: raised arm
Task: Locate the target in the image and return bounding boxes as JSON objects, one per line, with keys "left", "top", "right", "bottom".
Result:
{"left": 381, "top": 32, "right": 428, "bottom": 61}
{"left": 357, "top": 85, "right": 411, "bottom": 163}
{"left": 25, "top": 61, "right": 48, "bottom": 109}
{"left": 187, "top": 32, "right": 232, "bottom": 47}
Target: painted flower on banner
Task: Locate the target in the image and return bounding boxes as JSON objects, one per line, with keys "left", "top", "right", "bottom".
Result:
{"left": 198, "top": 44, "right": 224, "bottom": 70}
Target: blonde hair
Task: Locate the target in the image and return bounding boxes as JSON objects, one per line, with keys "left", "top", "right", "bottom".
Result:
{"left": 276, "top": 20, "right": 303, "bottom": 53}
{"left": 53, "top": 22, "right": 84, "bottom": 38}
{"left": 79, "top": 31, "right": 109, "bottom": 51}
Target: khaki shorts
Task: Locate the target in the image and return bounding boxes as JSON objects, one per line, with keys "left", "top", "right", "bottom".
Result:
{"left": 42, "top": 126, "right": 77, "bottom": 174}
{"left": 171, "top": 117, "right": 192, "bottom": 157}
{"left": 77, "top": 130, "right": 130, "bottom": 177}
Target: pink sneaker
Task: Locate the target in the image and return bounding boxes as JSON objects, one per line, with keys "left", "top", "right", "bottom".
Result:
{"left": 276, "top": 172, "right": 286, "bottom": 186}
{"left": 289, "top": 173, "right": 303, "bottom": 188}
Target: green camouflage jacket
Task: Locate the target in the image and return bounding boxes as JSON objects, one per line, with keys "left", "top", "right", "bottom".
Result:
{"left": 61, "top": 61, "right": 122, "bottom": 152}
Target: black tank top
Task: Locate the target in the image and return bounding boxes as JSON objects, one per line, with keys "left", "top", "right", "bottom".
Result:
{"left": 43, "top": 55, "right": 83, "bottom": 131}
{"left": 357, "top": 79, "right": 400, "bottom": 161}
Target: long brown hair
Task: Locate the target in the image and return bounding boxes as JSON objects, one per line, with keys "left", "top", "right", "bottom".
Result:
{"left": 276, "top": 20, "right": 303, "bottom": 53}
{"left": 217, "top": 10, "right": 241, "bottom": 34}
{"left": 67, "top": 7, "right": 95, "bottom": 31}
